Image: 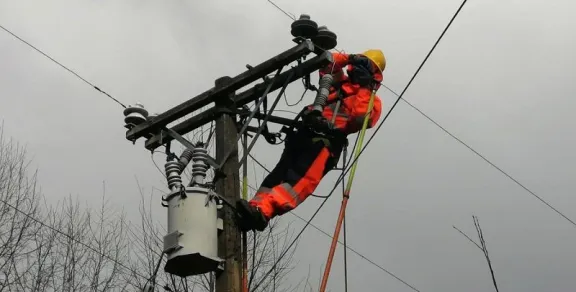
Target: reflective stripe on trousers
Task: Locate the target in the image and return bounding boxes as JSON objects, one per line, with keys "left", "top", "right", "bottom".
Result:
{"left": 249, "top": 147, "right": 332, "bottom": 219}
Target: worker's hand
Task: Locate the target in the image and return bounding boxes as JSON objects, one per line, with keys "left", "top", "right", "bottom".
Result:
{"left": 349, "top": 54, "right": 372, "bottom": 70}
{"left": 348, "top": 55, "right": 376, "bottom": 87}
{"left": 302, "top": 109, "right": 321, "bottom": 126}
{"left": 347, "top": 54, "right": 359, "bottom": 64}
{"left": 303, "top": 110, "right": 332, "bottom": 133}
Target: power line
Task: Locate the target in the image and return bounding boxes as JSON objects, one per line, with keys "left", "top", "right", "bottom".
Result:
{"left": 0, "top": 23, "right": 126, "bottom": 108}
{"left": 264, "top": 0, "right": 576, "bottom": 229}
{"left": 3, "top": 7, "right": 403, "bottom": 291}
{"left": 247, "top": 128, "right": 419, "bottom": 291}
{"left": 398, "top": 95, "right": 576, "bottom": 227}
{"left": 267, "top": 0, "right": 296, "bottom": 20}
{"left": 266, "top": 0, "right": 576, "bottom": 229}
{"left": 245, "top": 160, "right": 420, "bottom": 292}
{"left": 7, "top": 2, "right": 570, "bottom": 291}
{"left": 0, "top": 23, "right": 163, "bottom": 284}
{"left": 252, "top": 1, "right": 469, "bottom": 291}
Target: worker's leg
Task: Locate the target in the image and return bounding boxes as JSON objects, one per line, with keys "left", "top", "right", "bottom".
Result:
{"left": 250, "top": 131, "right": 343, "bottom": 220}
{"left": 235, "top": 129, "right": 302, "bottom": 231}
{"left": 251, "top": 129, "right": 302, "bottom": 211}
{"left": 257, "top": 130, "right": 299, "bottom": 192}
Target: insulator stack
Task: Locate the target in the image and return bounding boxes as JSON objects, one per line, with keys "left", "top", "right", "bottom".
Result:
{"left": 191, "top": 147, "right": 209, "bottom": 185}
{"left": 312, "top": 74, "right": 333, "bottom": 112}
{"left": 123, "top": 102, "right": 149, "bottom": 128}
{"left": 312, "top": 26, "right": 337, "bottom": 51}
{"left": 178, "top": 148, "right": 194, "bottom": 172}
{"left": 165, "top": 161, "right": 182, "bottom": 190}
{"left": 291, "top": 14, "right": 318, "bottom": 39}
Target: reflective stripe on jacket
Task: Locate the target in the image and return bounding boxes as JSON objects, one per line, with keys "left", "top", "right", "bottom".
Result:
{"left": 316, "top": 52, "right": 384, "bottom": 134}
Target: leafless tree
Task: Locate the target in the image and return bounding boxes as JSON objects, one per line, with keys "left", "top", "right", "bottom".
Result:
{"left": 0, "top": 125, "right": 43, "bottom": 291}
{"left": 0, "top": 193, "right": 133, "bottom": 292}
{"left": 26, "top": 194, "right": 131, "bottom": 292}
{"left": 0, "top": 125, "right": 133, "bottom": 291}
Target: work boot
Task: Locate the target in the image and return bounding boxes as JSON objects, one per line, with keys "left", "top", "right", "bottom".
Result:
{"left": 235, "top": 199, "right": 268, "bottom": 232}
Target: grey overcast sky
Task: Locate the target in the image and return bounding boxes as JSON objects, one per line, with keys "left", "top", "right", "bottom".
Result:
{"left": 1, "top": 0, "right": 576, "bottom": 291}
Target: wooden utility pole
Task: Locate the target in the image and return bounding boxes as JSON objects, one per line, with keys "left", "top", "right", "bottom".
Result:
{"left": 214, "top": 76, "right": 242, "bottom": 292}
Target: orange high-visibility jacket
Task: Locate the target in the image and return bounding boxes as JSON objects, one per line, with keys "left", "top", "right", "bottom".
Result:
{"left": 315, "top": 52, "right": 383, "bottom": 134}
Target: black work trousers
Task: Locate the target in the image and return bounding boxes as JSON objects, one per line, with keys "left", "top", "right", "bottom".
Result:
{"left": 249, "top": 127, "right": 346, "bottom": 219}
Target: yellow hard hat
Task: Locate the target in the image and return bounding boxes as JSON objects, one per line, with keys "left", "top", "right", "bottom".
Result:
{"left": 361, "top": 49, "right": 386, "bottom": 72}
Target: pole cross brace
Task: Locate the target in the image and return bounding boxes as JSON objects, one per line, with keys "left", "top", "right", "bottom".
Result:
{"left": 160, "top": 127, "right": 220, "bottom": 170}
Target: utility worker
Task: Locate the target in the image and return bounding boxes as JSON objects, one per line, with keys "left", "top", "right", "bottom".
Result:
{"left": 236, "top": 49, "right": 386, "bottom": 232}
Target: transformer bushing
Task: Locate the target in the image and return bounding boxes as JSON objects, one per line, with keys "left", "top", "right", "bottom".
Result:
{"left": 312, "top": 73, "right": 333, "bottom": 112}
{"left": 163, "top": 146, "right": 222, "bottom": 277}
{"left": 191, "top": 147, "right": 209, "bottom": 186}
{"left": 165, "top": 161, "right": 182, "bottom": 191}
{"left": 178, "top": 148, "right": 194, "bottom": 173}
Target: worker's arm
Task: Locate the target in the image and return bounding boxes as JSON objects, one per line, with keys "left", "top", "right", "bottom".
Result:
{"left": 319, "top": 52, "right": 349, "bottom": 80}
{"left": 349, "top": 85, "right": 383, "bottom": 129}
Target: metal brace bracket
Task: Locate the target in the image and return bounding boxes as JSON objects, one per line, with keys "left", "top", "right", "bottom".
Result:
{"left": 208, "top": 190, "right": 237, "bottom": 212}
{"left": 205, "top": 190, "right": 219, "bottom": 207}
{"left": 161, "top": 127, "right": 219, "bottom": 169}
{"left": 213, "top": 67, "right": 284, "bottom": 172}
{"left": 163, "top": 230, "right": 184, "bottom": 254}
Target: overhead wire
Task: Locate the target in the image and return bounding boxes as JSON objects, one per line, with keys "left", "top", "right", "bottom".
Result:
{"left": 397, "top": 93, "right": 576, "bottom": 227}
{"left": 251, "top": 1, "right": 470, "bottom": 291}
{"left": 245, "top": 130, "right": 412, "bottom": 289}
{"left": 8, "top": 0, "right": 562, "bottom": 233}
{"left": 264, "top": 0, "right": 576, "bottom": 229}
{"left": 0, "top": 24, "right": 127, "bottom": 109}
{"left": 0, "top": 8, "right": 417, "bottom": 292}
{"left": 267, "top": 0, "right": 297, "bottom": 20}
{"left": 5, "top": 1, "right": 573, "bottom": 290}
{"left": 244, "top": 180, "right": 420, "bottom": 292}
{"left": 247, "top": 144, "right": 419, "bottom": 290}
{"left": 284, "top": 87, "right": 308, "bottom": 107}
{"left": 0, "top": 22, "right": 173, "bottom": 289}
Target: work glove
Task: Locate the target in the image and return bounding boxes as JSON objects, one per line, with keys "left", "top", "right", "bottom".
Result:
{"left": 303, "top": 110, "right": 333, "bottom": 133}
{"left": 347, "top": 54, "right": 376, "bottom": 87}
{"left": 348, "top": 54, "right": 373, "bottom": 71}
